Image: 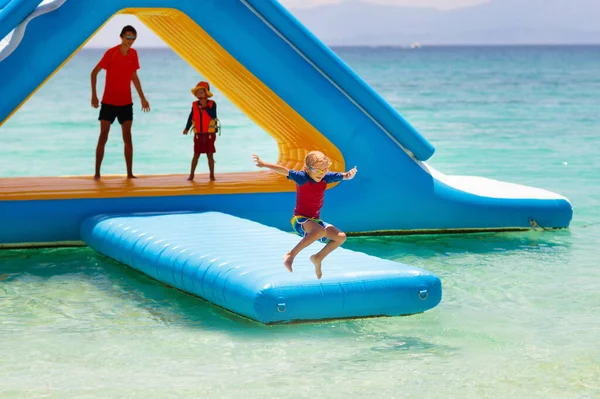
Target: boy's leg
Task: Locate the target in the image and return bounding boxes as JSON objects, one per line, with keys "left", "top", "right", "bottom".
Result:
{"left": 121, "top": 120, "right": 135, "bottom": 178}
{"left": 310, "top": 225, "right": 347, "bottom": 279}
{"left": 207, "top": 153, "right": 215, "bottom": 181}
{"left": 94, "top": 120, "right": 111, "bottom": 180}
{"left": 188, "top": 154, "right": 200, "bottom": 181}
{"left": 284, "top": 220, "right": 326, "bottom": 272}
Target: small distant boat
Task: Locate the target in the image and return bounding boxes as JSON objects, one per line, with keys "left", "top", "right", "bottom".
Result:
{"left": 410, "top": 42, "right": 422, "bottom": 49}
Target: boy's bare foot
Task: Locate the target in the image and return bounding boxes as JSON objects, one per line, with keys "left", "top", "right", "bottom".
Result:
{"left": 210, "top": 175, "right": 216, "bottom": 181}
{"left": 187, "top": 175, "right": 194, "bottom": 181}
{"left": 127, "top": 174, "right": 137, "bottom": 179}
{"left": 283, "top": 252, "right": 294, "bottom": 272}
{"left": 310, "top": 255, "right": 323, "bottom": 279}
{"left": 93, "top": 174, "right": 101, "bottom": 181}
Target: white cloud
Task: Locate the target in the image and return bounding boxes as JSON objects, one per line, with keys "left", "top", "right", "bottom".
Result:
{"left": 279, "top": 0, "right": 489, "bottom": 10}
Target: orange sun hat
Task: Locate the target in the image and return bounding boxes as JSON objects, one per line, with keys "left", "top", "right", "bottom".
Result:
{"left": 190, "top": 81, "right": 213, "bottom": 97}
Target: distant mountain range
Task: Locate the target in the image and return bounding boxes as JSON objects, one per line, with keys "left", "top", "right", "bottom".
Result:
{"left": 287, "top": 0, "right": 600, "bottom": 45}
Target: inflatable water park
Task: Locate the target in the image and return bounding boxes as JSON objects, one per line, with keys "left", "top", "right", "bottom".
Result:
{"left": 0, "top": 0, "right": 572, "bottom": 323}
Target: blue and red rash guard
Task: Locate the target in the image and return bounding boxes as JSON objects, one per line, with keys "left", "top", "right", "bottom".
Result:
{"left": 287, "top": 170, "right": 344, "bottom": 219}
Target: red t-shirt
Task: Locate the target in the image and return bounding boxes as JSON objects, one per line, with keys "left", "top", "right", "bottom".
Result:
{"left": 99, "top": 46, "right": 140, "bottom": 106}
{"left": 287, "top": 170, "right": 344, "bottom": 219}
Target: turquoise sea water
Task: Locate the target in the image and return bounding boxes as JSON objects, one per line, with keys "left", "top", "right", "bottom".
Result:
{"left": 1, "top": 46, "right": 599, "bottom": 398}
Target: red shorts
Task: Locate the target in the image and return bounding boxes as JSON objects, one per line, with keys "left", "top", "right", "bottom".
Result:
{"left": 194, "top": 133, "right": 216, "bottom": 155}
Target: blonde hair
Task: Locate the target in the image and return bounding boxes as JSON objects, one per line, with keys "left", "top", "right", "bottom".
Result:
{"left": 304, "top": 151, "right": 330, "bottom": 168}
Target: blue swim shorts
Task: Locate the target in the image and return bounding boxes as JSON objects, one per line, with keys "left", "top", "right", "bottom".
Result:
{"left": 291, "top": 216, "right": 331, "bottom": 243}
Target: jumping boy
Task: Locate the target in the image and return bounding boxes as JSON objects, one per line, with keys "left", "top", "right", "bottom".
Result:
{"left": 90, "top": 25, "right": 150, "bottom": 180}
{"left": 253, "top": 151, "right": 357, "bottom": 279}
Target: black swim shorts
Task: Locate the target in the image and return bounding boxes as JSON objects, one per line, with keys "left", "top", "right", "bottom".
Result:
{"left": 99, "top": 103, "right": 133, "bottom": 125}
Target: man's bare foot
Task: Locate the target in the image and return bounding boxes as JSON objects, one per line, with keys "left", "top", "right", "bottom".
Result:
{"left": 210, "top": 175, "right": 216, "bottom": 181}
{"left": 283, "top": 252, "right": 294, "bottom": 272}
{"left": 187, "top": 175, "right": 194, "bottom": 181}
{"left": 127, "top": 174, "right": 137, "bottom": 179}
{"left": 310, "top": 255, "right": 322, "bottom": 279}
{"left": 93, "top": 174, "right": 100, "bottom": 181}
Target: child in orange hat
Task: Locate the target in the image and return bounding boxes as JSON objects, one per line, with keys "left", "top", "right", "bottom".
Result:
{"left": 182, "top": 81, "right": 218, "bottom": 181}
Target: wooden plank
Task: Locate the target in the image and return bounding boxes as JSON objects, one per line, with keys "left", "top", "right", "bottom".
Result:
{"left": 0, "top": 172, "right": 294, "bottom": 201}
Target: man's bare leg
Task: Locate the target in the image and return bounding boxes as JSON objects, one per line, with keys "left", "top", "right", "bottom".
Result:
{"left": 94, "top": 120, "right": 111, "bottom": 180}
{"left": 121, "top": 121, "right": 135, "bottom": 178}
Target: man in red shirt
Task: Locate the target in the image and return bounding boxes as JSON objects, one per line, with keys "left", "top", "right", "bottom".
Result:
{"left": 253, "top": 151, "right": 358, "bottom": 279}
{"left": 90, "top": 25, "right": 150, "bottom": 180}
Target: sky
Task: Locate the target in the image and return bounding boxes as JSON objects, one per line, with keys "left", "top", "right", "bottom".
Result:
{"left": 84, "top": 0, "right": 489, "bottom": 48}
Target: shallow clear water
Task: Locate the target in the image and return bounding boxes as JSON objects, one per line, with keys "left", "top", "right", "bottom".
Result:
{"left": 1, "top": 46, "right": 599, "bottom": 398}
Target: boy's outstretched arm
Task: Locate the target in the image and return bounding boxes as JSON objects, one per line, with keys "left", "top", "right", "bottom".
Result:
{"left": 343, "top": 166, "right": 358, "bottom": 180}
{"left": 253, "top": 154, "right": 289, "bottom": 176}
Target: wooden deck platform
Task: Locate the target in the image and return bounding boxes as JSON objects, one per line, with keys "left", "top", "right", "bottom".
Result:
{"left": 0, "top": 172, "right": 294, "bottom": 201}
